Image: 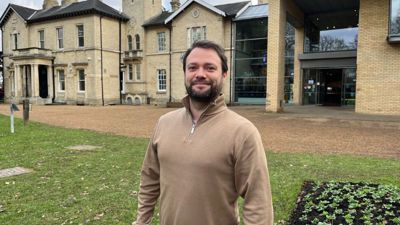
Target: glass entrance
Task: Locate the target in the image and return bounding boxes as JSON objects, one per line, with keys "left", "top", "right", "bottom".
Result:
{"left": 303, "top": 68, "right": 356, "bottom": 106}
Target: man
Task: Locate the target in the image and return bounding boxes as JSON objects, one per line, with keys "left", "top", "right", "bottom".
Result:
{"left": 134, "top": 40, "right": 273, "bottom": 225}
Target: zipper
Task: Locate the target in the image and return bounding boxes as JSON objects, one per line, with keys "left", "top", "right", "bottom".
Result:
{"left": 188, "top": 98, "right": 217, "bottom": 135}
{"left": 190, "top": 122, "right": 196, "bottom": 134}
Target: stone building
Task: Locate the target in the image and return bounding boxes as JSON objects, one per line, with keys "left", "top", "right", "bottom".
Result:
{"left": 0, "top": 0, "right": 131, "bottom": 105}
{"left": 1, "top": 0, "right": 399, "bottom": 115}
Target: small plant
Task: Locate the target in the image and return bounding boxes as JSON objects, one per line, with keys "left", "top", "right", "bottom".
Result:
{"left": 289, "top": 181, "right": 400, "bottom": 224}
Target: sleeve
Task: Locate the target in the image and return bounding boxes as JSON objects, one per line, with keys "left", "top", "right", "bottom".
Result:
{"left": 234, "top": 125, "right": 274, "bottom": 225}
{"left": 133, "top": 121, "right": 161, "bottom": 225}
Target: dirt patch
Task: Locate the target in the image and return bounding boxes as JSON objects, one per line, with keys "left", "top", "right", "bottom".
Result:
{"left": 0, "top": 104, "right": 399, "bottom": 159}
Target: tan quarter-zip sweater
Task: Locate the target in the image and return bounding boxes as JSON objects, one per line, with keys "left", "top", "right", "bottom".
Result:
{"left": 135, "top": 94, "right": 273, "bottom": 225}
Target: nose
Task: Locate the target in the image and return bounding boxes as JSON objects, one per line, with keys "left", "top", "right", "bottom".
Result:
{"left": 195, "top": 67, "right": 206, "bottom": 79}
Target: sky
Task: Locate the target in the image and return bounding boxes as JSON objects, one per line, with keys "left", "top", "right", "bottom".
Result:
{"left": 0, "top": 0, "right": 257, "bottom": 50}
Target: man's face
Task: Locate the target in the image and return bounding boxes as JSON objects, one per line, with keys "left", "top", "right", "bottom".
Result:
{"left": 184, "top": 47, "right": 227, "bottom": 102}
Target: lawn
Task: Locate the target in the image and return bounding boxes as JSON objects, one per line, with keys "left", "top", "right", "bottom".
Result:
{"left": 0, "top": 115, "right": 399, "bottom": 224}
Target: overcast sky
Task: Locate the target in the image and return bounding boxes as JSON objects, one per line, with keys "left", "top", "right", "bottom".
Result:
{"left": 0, "top": 0, "right": 256, "bottom": 50}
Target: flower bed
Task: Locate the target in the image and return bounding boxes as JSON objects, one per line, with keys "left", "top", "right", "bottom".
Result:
{"left": 289, "top": 181, "right": 400, "bottom": 224}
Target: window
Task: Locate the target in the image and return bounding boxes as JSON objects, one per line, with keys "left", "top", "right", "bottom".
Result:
{"left": 12, "top": 33, "right": 18, "bottom": 50}
{"left": 58, "top": 70, "right": 65, "bottom": 91}
{"left": 128, "top": 35, "right": 133, "bottom": 50}
{"left": 157, "top": 32, "right": 166, "bottom": 51}
{"left": 38, "top": 30, "right": 45, "bottom": 48}
{"left": 135, "top": 64, "right": 141, "bottom": 80}
{"left": 128, "top": 64, "right": 133, "bottom": 80}
{"left": 187, "top": 26, "right": 206, "bottom": 47}
{"left": 56, "top": 27, "right": 63, "bottom": 49}
{"left": 135, "top": 34, "right": 140, "bottom": 49}
{"left": 390, "top": 0, "right": 400, "bottom": 36}
{"left": 78, "top": 69, "right": 85, "bottom": 91}
{"left": 304, "top": 11, "right": 358, "bottom": 52}
{"left": 77, "top": 25, "right": 84, "bottom": 47}
{"left": 157, "top": 69, "right": 167, "bottom": 91}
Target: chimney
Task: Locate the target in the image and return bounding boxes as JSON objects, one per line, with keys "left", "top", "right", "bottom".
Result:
{"left": 61, "top": 0, "right": 78, "bottom": 6}
{"left": 42, "top": 0, "right": 59, "bottom": 10}
{"left": 170, "top": 0, "right": 180, "bottom": 12}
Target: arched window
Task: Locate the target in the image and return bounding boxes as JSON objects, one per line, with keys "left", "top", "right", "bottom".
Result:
{"left": 128, "top": 35, "right": 133, "bottom": 50}
{"left": 135, "top": 34, "right": 140, "bottom": 50}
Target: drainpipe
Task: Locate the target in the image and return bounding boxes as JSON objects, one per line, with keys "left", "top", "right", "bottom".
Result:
{"left": 168, "top": 25, "right": 172, "bottom": 103}
{"left": 100, "top": 16, "right": 105, "bottom": 106}
{"left": 52, "top": 59, "right": 55, "bottom": 103}
{"left": 229, "top": 20, "right": 233, "bottom": 104}
{"left": 119, "top": 19, "right": 122, "bottom": 104}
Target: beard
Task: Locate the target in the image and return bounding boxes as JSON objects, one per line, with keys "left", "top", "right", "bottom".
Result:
{"left": 186, "top": 78, "right": 223, "bottom": 103}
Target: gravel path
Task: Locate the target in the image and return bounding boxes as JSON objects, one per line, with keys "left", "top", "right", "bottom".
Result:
{"left": 1, "top": 104, "right": 399, "bottom": 159}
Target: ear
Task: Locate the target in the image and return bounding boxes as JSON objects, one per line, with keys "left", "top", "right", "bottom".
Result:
{"left": 222, "top": 72, "right": 228, "bottom": 79}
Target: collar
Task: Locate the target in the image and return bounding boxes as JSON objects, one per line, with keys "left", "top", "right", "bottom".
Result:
{"left": 182, "top": 94, "right": 227, "bottom": 118}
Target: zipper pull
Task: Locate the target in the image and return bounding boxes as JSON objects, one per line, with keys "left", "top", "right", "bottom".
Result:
{"left": 190, "top": 123, "right": 196, "bottom": 134}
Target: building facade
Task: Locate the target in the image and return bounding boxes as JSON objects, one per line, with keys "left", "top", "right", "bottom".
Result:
{"left": 1, "top": 0, "right": 399, "bottom": 115}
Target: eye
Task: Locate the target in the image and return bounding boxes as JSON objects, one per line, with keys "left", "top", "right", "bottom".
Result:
{"left": 206, "top": 65, "right": 216, "bottom": 71}
{"left": 187, "top": 65, "right": 197, "bottom": 71}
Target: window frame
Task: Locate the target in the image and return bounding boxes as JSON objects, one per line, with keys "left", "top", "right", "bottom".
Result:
{"left": 135, "top": 34, "right": 140, "bottom": 50}
{"left": 77, "top": 24, "right": 85, "bottom": 48}
{"left": 157, "top": 69, "right": 167, "bottom": 92}
{"left": 128, "top": 64, "right": 133, "bottom": 81}
{"left": 157, "top": 32, "right": 166, "bottom": 52}
{"left": 58, "top": 69, "right": 65, "bottom": 92}
{"left": 389, "top": 0, "right": 400, "bottom": 42}
{"left": 128, "top": 35, "right": 133, "bottom": 50}
{"left": 12, "top": 33, "right": 18, "bottom": 50}
{"left": 187, "top": 26, "right": 207, "bottom": 47}
{"left": 56, "top": 27, "right": 64, "bottom": 49}
{"left": 135, "top": 64, "right": 141, "bottom": 80}
{"left": 77, "top": 69, "right": 85, "bottom": 92}
{"left": 38, "top": 30, "right": 45, "bottom": 48}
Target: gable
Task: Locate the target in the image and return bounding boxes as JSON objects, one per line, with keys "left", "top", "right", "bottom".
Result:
{"left": 165, "top": 0, "right": 226, "bottom": 24}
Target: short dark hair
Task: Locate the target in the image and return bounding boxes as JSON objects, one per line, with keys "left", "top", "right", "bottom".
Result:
{"left": 182, "top": 40, "right": 228, "bottom": 73}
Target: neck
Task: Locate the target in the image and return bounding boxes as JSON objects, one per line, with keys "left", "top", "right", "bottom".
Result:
{"left": 189, "top": 98, "right": 210, "bottom": 123}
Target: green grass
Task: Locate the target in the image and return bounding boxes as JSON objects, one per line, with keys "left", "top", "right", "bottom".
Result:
{"left": 0, "top": 115, "right": 399, "bottom": 224}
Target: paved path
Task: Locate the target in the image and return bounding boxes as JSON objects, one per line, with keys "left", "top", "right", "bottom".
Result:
{"left": 1, "top": 104, "right": 399, "bottom": 159}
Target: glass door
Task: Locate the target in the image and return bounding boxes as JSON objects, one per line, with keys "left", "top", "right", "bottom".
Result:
{"left": 302, "top": 69, "right": 321, "bottom": 104}
{"left": 342, "top": 68, "right": 356, "bottom": 106}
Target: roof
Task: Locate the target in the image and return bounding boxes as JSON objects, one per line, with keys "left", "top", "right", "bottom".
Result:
{"left": 0, "top": 4, "right": 36, "bottom": 26}
{"left": 29, "top": 0, "right": 129, "bottom": 23}
{"left": 142, "top": 11, "right": 172, "bottom": 27}
{"left": 215, "top": 1, "right": 250, "bottom": 17}
{"left": 234, "top": 4, "right": 268, "bottom": 21}
{"left": 0, "top": 0, "right": 129, "bottom": 27}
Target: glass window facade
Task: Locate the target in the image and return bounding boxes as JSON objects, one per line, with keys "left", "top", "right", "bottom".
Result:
{"left": 284, "top": 22, "right": 295, "bottom": 104}
{"left": 304, "top": 10, "right": 359, "bottom": 52}
{"left": 390, "top": 0, "right": 400, "bottom": 36}
{"left": 234, "top": 18, "right": 267, "bottom": 104}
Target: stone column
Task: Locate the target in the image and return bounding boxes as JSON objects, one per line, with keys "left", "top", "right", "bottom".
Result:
{"left": 293, "top": 27, "right": 304, "bottom": 105}
{"left": 266, "top": 0, "right": 286, "bottom": 112}
{"left": 32, "top": 64, "right": 39, "bottom": 98}
{"left": 47, "top": 65, "right": 53, "bottom": 99}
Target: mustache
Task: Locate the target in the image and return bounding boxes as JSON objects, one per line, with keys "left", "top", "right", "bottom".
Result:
{"left": 190, "top": 80, "right": 212, "bottom": 85}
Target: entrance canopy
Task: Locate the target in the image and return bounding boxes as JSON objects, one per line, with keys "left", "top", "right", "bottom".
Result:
{"left": 293, "top": 0, "right": 359, "bottom": 14}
